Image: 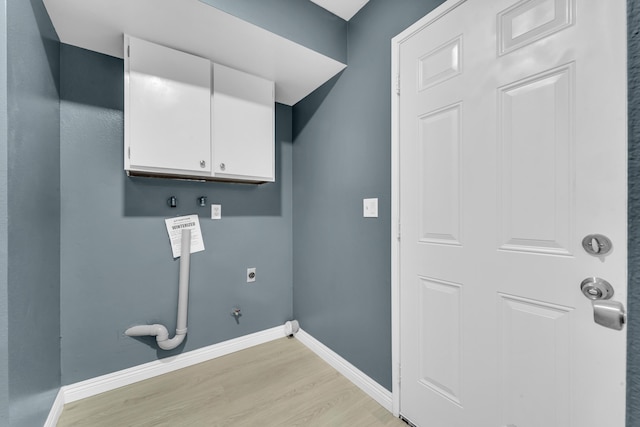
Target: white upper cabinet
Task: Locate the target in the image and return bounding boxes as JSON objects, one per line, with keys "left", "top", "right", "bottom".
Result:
{"left": 211, "top": 63, "right": 274, "bottom": 182}
{"left": 124, "top": 36, "right": 275, "bottom": 183}
{"left": 125, "top": 36, "right": 212, "bottom": 177}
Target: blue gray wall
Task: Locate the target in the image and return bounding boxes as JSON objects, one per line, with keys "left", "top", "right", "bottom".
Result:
{"left": 0, "top": 0, "right": 637, "bottom": 423}
{"left": 4, "top": 0, "right": 61, "bottom": 425}
{"left": 0, "top": 0, "right": 9, "bottom": 423}
{"left": 198, "top": 0, "right": 347, "bottom": 64}
{"left": 627, "top": 0, "right": 640, "bottom": 424}
{"left": 292, "top": 0, "right": 444, "bottom": 390}
{"left": 59, "top": 44, "right": 293, "bottom": 384}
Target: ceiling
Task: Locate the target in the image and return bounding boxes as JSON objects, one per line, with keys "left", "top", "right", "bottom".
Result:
{"left": 43, "top": 0, "right": 346, "bottom": 106}
{"left": 309, "top": 0, "right": 370, "bottom": 21}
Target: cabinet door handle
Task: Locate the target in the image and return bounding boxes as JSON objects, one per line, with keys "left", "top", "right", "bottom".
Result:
{"left": 200, "top": 160, "right": 206, "bottom": 168}
{"left": 220, "top": 163, "right": 226, "bottom": 171}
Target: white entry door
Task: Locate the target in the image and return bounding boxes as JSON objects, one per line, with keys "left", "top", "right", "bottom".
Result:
{"left": 394, "top": 0, "right": 627, "bottom": 426}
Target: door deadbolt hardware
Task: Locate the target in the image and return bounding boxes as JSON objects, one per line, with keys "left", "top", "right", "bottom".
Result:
{"left": 580, "top": 277, "right": 626, "bottom": 330}
{"left": 581, "top": 234, "right": 612, "bottom": 256}
{"left": 580, "top": 277, "right": 614, "bottom": 300}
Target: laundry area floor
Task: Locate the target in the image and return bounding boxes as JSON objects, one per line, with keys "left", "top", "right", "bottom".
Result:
{"left": 57, "top": 337, "right": 404, "bottom": 426}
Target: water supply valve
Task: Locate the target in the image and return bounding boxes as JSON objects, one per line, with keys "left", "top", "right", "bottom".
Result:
{"left": 231, "top": 306, "right": 242, "bottom": 324}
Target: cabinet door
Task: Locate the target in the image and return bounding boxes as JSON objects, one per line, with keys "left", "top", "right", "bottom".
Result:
{"left": 125, "top": 36, "right": 211, "bottom": 175}
{"left": 212, "top": 63, "right": 275, "bottom": 182}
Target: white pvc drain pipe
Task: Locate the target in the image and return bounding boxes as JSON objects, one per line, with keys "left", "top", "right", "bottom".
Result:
{"left": 125, "top": 228, "right": 192, "bottom": 350}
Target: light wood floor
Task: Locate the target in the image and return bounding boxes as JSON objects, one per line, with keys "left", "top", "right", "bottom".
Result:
{"left": 57, "top": 337, "right": 405, "bottom": 426}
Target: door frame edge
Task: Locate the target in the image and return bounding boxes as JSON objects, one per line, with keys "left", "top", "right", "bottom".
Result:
{"left": 390, "top": 0, "right": 469, "bottom": 419}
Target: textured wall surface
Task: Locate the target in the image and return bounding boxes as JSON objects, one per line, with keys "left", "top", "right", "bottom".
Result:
{"left": 292, "top": 0, "right": 444, "bottom": 390}
{"left": 0, "top": 0, "right": 636, "bottom": 424}
{"left": 198, "top": 0, "right": 347, "bottom": 64}
{"left": 0, "top": 0, "right": 9, "bottom": 423}
{"left": 6, "top": 0, "right": 61, "bottom": 425}
{"left": 628, "top": 0, "right": 640, "bottom": 424}
{"left": 59, "top": 45, "right": 293, "bottom": 384}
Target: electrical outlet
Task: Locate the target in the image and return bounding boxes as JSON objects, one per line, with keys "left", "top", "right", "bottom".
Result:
{"left": 247, "top": 267, "right": 256, "bottom": 283}
{"left": 211, "top": 204, "right": 222, "bottom": 219}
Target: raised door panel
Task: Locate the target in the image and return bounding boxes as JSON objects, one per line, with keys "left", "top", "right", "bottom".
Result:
{"left": 125, "top": 36, "right": 211, "bottom": 175}
{"left": 418, "top": 36, "right": 462, "bottom": 91}
{"left": 418, "top": 277, "right": 463, "bottom": 405}
{"left": 498, "top": 65, "right": 574, "bottom": 255}
{"left": 498, "top": 294, "right": 572, "bottom": 427}
{"left": 498, "top": 0, "right": 574, "bottom": 55}
{"left": 418, "top": 104, "right": 462, "bottom": 245}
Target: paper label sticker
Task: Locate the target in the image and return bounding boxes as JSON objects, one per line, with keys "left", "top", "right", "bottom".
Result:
{"left": 164, "top": 214, "right": 205, "bottom": 258}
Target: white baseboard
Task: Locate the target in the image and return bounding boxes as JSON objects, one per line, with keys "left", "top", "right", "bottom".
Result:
{"left": 45, "top": 325, "right": 394, "bottom": 426}
{"left": 294, "top": 328, "right": 393, "bottom": 412}
{"left": 44, "top": 325, "right": 285, "bottom": 426}
{"left": 43, "top": 389, "right": 65, "bottom": 427}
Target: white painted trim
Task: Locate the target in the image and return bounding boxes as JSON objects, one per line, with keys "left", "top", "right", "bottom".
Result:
{"left": 52, "top": 325, "right": 285, "bottom": 414}
{"left": 43, "top": 388, "right": 65, "bottom": 427}
{"left": 48, "top": 327, "right": 390, "bottom": 424}
{"left": 295, "top": 329, "right": 393, "bottom": 412}
{"left": 390, "top": 19, "right": 401, "bottom": 419}
{"left": 389, "top": 0, "right": 468, "bottom": 419}
{"left": 391, "top": 0, "right": 467, "bottom": 47}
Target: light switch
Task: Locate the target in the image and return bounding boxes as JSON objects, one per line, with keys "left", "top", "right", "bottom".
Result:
{"left": 363, "top": 198, "right": 378, "bottom": 218}
{"left": 211, "top": 204, "right": 222, "bottom": 219}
